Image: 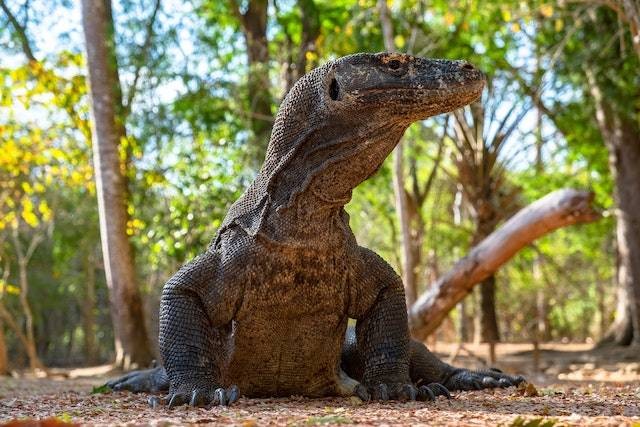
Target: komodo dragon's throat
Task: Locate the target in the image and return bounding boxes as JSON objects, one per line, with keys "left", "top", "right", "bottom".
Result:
{"left": 107, "top": 52, "right": 525, "bottom": 407}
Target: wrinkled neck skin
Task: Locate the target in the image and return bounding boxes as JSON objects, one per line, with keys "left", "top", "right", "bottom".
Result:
{"left": 261, "top": 114, "right": 408, "bottom": 245}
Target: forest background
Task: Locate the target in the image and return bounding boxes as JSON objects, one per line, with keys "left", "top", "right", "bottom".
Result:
{"left": 0, "top": 0, "right": 639, "bottom": 373}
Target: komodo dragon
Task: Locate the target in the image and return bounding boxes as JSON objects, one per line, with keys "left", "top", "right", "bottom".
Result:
{"left": 107, "top": 52, "right": 525, "bottom": 407}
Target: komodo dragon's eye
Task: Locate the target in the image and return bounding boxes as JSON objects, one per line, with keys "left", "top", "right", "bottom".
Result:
{"left": 388, "top": 59, "right": 401, "bottom": 70}
{"left": 329, "top": 78, "right": 340, "bottom": 100}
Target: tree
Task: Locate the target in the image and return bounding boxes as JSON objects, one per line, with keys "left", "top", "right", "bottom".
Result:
{"left": 447, "top": 83, "right": 528, "bottom": 344}
{"left": 525, "top": 3, "right": 640, "bottom": 346}
{"left": 81, "top": 0, "right": 152, "bottom": 367}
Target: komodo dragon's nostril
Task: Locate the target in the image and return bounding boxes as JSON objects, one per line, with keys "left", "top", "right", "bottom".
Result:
{"left": 462, "top": 63, "right": 475, "bottom": 70}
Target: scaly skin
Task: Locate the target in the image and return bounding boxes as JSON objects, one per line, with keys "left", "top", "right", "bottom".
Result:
{"left": 107, "top": 53, "right": 524, "bottom": 407}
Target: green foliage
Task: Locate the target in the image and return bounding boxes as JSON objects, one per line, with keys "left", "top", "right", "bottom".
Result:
{"left": 90, "top": 384, "right": 110, "bottom": 394}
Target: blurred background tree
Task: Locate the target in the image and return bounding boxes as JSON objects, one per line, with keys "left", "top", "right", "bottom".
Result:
{"left": 0, "top": 0, "right": 635, "bottom": 370}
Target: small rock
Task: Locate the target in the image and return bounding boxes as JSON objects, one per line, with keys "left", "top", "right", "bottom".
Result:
{"left": 516, "top": 382, "right": 539, "bottom": 397}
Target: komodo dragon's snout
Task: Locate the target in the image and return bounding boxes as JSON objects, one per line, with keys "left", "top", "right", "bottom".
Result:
{"left": 326, "top": 52, "right": 485, "bottom": 123}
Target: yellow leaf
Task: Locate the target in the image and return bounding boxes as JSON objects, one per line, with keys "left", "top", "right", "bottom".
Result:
{"left": 555, "top": 19, "right": 564, "bottom": 31}
{"left": 502, "top": 9, "right": 512, "bottom": 22}
{"left": 21, "top": 198, "right": 38, "bottom": 227}
{"left": 0, "top": 280, "right": 20, "bottom": 295}
{"left": 345, "top": 25, "right": 353, "bottom": 36}
{"left": 511, "top": 22, "right": 521, "bottom": 32}
{"left": 5, "top": 211, "right": 17, "bottom": 229}
{"left": 71, "top": 170, "right": 83, "bottom": 184}
{"left": 305, "top": 51, "right": 318, "bottom": 62}
{"left": 38, "top": 200, "right": 52, "bottom": 221}
{"left": 21, "top": 182, "right": 33, "bottom": 194}
{"left": 444, "top": 11, "right": 455, "bottom": 26}
{"left": 50, "top": 148, "right": 66, "bottom": 160}
{"left": 540, "top": 4, "right": 553, "bottom": 18}
{"left": 394, "top": 35, "right": 405, "bottom": 49}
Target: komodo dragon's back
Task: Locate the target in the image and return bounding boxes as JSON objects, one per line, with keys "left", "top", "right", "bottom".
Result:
{"left": 107, "top": 53, "right": 525, "bottom": 407}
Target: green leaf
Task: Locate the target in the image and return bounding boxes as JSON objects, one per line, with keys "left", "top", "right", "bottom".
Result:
{"left": 91, "top": 384, "right": 110, "bottom": 394}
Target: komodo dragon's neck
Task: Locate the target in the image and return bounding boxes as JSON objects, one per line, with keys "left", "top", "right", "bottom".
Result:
{"left": 264, "top": 120, "right": 409, "bottom": 243}
{"left": 215, "top": 52, "right": 485, "bottom": 247}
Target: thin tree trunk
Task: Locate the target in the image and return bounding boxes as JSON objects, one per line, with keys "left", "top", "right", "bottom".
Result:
{"left": 17, "top": 259, "right": 43, "bottom": 370}
{"left": 10, "top": 227, "right": 45, "bottom": 370}
{"left": 471, "top": 219, "right": 500, "bottom": 344}
{"left": 83, "top": 251, "right": 98, "bottom": 365}
{"left": 231, "top": 0, "right": 272, "bottom": 164}
{"left": 280, "top": 0, "right": 321, "bottom": 94}
{"left": 294, "top": 0, "right": 320, "bottom": 84}
{"left": 0, "top": 302, "right": 41, "bottom": 368}
{"left": 377, "top": 0, "right": 417, "bottom": 309}
{"left": 409, "top": 189, "right": 600, "bottom": 340}
{"left": 478, "top": 275, "right": 500, "bottom": 343}
{"left": 0, "top": 321, "right": 8, "bottom": 374}
{"left": 81, "top": 0, "right": 152, "bottom": 367}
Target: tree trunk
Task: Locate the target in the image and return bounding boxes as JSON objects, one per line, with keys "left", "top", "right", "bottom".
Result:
{"left": 471, "top": 219, "right": 500, "bottom": 344}
{"left": 586, "top": 69, "right": 640, "bottom": 347}
{"left": 82, "top": 251, "right": 98, "bottom": 365}
{"left": 9, "top": 227, "right": 45, "bottom": 370}
{"left": 0, "top": 321, "right": 8, "bottom": 375}
{"left": 0, "top": 302, "right": 42, "bottom": 369}
{"left": 478, "top": 275, "right": 500, "bottom": 342}
{"left": 233, "top": 0, "right": 272, "bottom": 164}
{"left": 457, "top": 300, "right": 470, "bottom": 342}
{"left": 409, "top": 189, "right": 600, "bottom": 340}
{"left": 81, "top": 0, "right": 152, "bottom": 368}
{"left": 281, "top": 0, "right": 321, "bottom": 94}
{"left": 600, "top": 131, "right": 640, "bottom": 345}
{"left": 17, "top": 259, "right": 43, "bottom": 370}
{"left": 377, "top": 0, "right": 418, "bottom": 309}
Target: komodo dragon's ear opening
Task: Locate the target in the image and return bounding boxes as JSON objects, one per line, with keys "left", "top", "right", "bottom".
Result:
{"left": 329, "top": 78, "right": 340, "bottom": 100}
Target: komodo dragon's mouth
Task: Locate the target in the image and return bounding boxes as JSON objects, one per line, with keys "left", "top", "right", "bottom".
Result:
{"left": 359, "top": 79, "right": 484, "bottom": 95}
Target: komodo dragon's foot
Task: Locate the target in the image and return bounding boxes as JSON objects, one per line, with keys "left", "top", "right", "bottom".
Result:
{"left": 443, "top": 367, "right": 525, "bottom": 391}
{"left": 107, "top": 368, "right": 239, "bottom": 407}
{"left": 356, "top": 382, "right": 450, "bottom": 402}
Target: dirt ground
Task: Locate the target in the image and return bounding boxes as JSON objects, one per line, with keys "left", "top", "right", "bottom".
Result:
{"left": 1, "top": 343, "right": 639, "bottom": 426}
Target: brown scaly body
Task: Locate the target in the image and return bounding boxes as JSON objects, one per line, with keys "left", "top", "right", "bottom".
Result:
{"left": 108, "top": 53, "right": 524, "bottom": 407}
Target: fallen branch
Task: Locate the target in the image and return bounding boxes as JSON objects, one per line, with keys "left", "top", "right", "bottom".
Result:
{"left": 409, "top": 188, "right": 601, "bottom": 340}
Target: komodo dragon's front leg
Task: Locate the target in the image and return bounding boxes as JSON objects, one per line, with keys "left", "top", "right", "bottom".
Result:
{"left": 343, "top": 247, "right": 525, "bottom": 399}
{"left": 108, "top": 249, "right": 241, "bottom": 406}
{"left": 346, "top": 247, "right": 449, "bottom": 401}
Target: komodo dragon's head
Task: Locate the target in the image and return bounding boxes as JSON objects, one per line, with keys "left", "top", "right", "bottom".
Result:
{"left": 220, "top": 53, "right": 484, "bottom": 239}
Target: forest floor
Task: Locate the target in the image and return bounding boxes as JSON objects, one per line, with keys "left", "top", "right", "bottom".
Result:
{"left": 0, "top": 343, "right": 639, "bottom": 426}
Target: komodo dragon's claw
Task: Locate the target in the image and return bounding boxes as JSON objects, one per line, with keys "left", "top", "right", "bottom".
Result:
{"left": 365, "top": 382, "right": 440, "bottom": 402}
{"left": 165, "top": 385, "right": 239, "bottom": 408}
